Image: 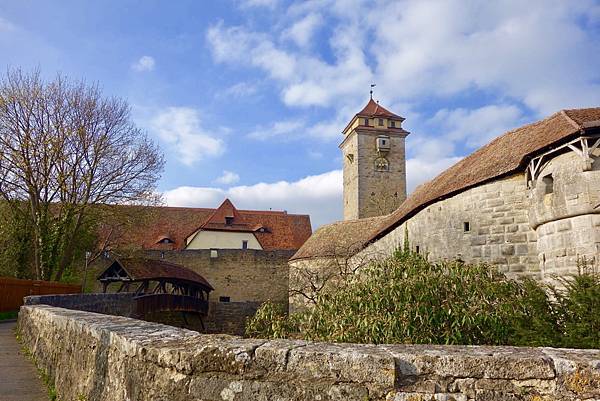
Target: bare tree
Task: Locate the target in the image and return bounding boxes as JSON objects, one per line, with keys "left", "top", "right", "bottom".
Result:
{"left": 0, "top": 69, "right": 164, "bottom": 281}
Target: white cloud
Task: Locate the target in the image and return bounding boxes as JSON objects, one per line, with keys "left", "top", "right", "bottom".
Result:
{"left": 163, "top": 170, "right": 343, "bottom": 227}
{"left": 238, "top": 0, "right": 279, "bottom": 8}
{"left": 131, "top": 55, "right": 155, "bottom": 72}
{"left": 430, "top": 105, "right": 525, "bottom": 147}
{"left": 214, "top": 170, "right": 240, "bottom": 185}
{"left": 406, "top": 156, "right": 463, "bottom": 193}
{"left": 149, "top": 107, "right": 224, "bottom": 166}
{"left": 222, "top": 82, "right": 259, "bottom": 98}
{"left": 247, "top": 119, "right": 305, "bottom": 140}
{"left": 282, "top": 13, "right": 323, "bottom": 47}
{"left": 0, "top": 17, "right": 16, "bottom": 32}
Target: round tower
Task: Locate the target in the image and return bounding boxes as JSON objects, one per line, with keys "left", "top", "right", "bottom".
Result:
{"left": 340, "top": 99, "right": 409, "bottom": 220}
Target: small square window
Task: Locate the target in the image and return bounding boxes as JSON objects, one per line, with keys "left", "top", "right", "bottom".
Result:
{"left": 225, "top": 216, "right": 234, "bottom": 225}
{"left": 378, "top": 118, "right": 384, "bottom": 126}
{"left": 219, "top": 296, "right": 230, "bottom": 303}
{"left": 389, "top": 120, "right": 396, "bottom": 128}
{"left": 542, "top": 174, "right": 554, "bottom": 195}
{"left": 242, "top": 240, "right": 248, "bottom": 250}
{"left": 210, "top": 249, "right": 218, "bottom": 258}
{"left": 463, "top": 222, "right": 470, "bottom": 232}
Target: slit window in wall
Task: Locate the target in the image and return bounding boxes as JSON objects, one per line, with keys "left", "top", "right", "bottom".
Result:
{"left": 463, "top": 222, "right": 470, "bottom": 232}
{"left": 542, "top": 174, "right": 554, "bottom": 194}
{"left": 415, "top": 245, "right": 420, "bottom": 254}
{"left": 242, "top": 240, "right": 248, "bottom": 250}
{"left": 219, "top": 296, "right": 230, "bottom": 303}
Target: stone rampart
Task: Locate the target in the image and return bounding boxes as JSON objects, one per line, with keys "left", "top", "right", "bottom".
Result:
{"left": 18, "top": 305, "right": 600, "bottom": 401}
{"left": 24, "top": 293, "right": 135, "bottom": 316}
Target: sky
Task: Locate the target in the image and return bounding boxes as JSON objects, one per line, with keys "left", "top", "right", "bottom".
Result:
{"left": 1, "top": 0, "right": 599, "bottom": 228}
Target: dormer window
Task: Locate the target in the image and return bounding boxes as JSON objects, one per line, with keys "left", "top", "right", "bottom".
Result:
{"left": 225, "top": 216, "right": 234, "bottom": 225}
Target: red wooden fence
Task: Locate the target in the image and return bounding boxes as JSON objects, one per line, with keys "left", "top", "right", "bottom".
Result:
{"left": 0, "top": 277, "right": 81, "bottom": 312}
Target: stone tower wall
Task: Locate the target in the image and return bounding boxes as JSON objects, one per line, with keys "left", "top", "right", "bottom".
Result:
{"left": 529, "top": 150, "right": 600, "bottom": 281}
{"left": 341, "top": 129, "right": 407, "bottom": 220}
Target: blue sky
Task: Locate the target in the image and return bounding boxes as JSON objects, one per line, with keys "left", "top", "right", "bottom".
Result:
{"left": 1, "top": 0, "right": 599, "bottom": 227}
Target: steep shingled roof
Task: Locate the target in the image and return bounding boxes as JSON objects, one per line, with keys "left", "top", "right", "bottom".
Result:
{"left": 99, "top": 200, "right": 312, "bottom": 252}
{"left": 291, "top": 107, "right": 600, "bottom": 261}
{"left": 357, "top": 98, "right": 403, "bottom": 120}
{"left": 98, "top": 258, "right": 214, "bottom": 290}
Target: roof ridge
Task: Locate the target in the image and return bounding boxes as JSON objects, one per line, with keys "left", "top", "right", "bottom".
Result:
{"left": 560, "top": 109, "right": 584, "bottom": 130}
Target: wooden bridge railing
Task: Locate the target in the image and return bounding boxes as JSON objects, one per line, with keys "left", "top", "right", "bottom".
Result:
{"left": 0, "top": 277, "right": 81, "bottom": 312}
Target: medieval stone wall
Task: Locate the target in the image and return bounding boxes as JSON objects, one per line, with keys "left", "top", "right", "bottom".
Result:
{"left": 358, "top": 173, "right": 541, "bottom": 279}
{"left": 18, "top": 305, "right": 600, "bottom": 401}
{"left": 142, "top": 249, "right": 292, "bottom": 306}
{"left": 529, "top": 150, "right": 600, "bottom": 280}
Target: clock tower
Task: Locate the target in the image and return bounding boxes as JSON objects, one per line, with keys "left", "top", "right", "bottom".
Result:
{"left": 340, "top": 99, "right": 409, "bottom": 220}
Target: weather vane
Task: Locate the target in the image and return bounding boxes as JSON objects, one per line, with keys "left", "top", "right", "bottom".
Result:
{"left": 370, "top": 83, "right": 376, "bottom": 99}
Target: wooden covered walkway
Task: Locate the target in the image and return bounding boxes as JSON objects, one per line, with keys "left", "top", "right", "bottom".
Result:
{"left": 0, "top": 321, "right": 48, "bottom": 401}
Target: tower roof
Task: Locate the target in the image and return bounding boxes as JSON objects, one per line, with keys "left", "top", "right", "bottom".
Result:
{"left": 356, "top": 99, "right": 404, "bottom": 120}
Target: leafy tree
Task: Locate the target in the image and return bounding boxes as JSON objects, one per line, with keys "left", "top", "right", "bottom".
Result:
{"left": 0, "top": 69, "right": 164, "bottom": 281}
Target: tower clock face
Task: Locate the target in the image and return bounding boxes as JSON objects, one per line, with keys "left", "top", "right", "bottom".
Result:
{"left": 375, "top": 157, "right": 389, "bottom": 172}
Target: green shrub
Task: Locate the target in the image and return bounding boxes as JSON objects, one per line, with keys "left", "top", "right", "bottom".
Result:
{"left": 247, "top": 251, "right": 600, "bottom": 348}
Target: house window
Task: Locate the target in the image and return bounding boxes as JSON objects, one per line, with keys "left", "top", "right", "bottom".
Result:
{"left": 210, "top": 249, "right": 218, "bottom": 258}
{"left": 242, "top": 240, "right": 248, "bottom": 250}
{"left": 542, "top": 174, "right": 554, "bottom": 195}
{"left": 378, "top": 118, "right": 384, "bottom": 126}
{"left": 219, "top": 296, "right": 230, "bottom": 303}
{"left": 463, "top": 222, "right": 470, "bottom": 232}
{"left": 225, "top": 216, "right": 234, "bottom": 225}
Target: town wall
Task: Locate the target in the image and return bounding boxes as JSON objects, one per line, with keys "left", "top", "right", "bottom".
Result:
{"left": 529, "top": 150, "right": 600, "bottom": 280}
{"left": 18, "top": 304, "right": 600, "bottom": 401}
{"left": 138, "top": 249, "right": 292, "bottom": 306}
{"left": 358, "top": 173, "right": 541, "bottom": 279}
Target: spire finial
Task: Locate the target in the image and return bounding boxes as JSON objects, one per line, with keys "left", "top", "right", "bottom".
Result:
{"left": 370, "top": 83, "right": 376, "bottom": 99}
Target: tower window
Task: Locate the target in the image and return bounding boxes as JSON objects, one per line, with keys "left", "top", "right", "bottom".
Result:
{"left": 463, "top": 222, "right": 470, "bottom": 232}
{"left": 363, "top": 118, "right": 369, "bottom": 126}
{"left": 242, "top": 240, "right": 248, "bottom": 249}
{"left": 378, "top": 118, "right": 384, "bottom": 126}
{"left": 542, "top": 174, "right": 554, "bottom": 195}
{"left": 389, "top": 120, "right": 396, "bottom": 128}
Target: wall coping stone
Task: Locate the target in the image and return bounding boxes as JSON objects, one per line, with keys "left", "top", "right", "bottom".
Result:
{"left": 17, "top": 305, "right": 600, "bottom": 401}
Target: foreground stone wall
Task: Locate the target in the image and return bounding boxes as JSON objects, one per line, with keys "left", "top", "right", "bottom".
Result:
{"left": 18, "top": 305, "right": 600, "bottom": 401}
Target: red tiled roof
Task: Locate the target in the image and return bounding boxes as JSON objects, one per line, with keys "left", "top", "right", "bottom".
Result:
{"left": 357, "top": 99, "right": 404, "bottom": 120}
{"left": 99, "top": 199, "right": 312, "bottom": 252}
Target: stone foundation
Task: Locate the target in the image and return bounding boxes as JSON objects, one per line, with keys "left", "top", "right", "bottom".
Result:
{"left": 18, "top": 305, "right": 600, "bottom": 401}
